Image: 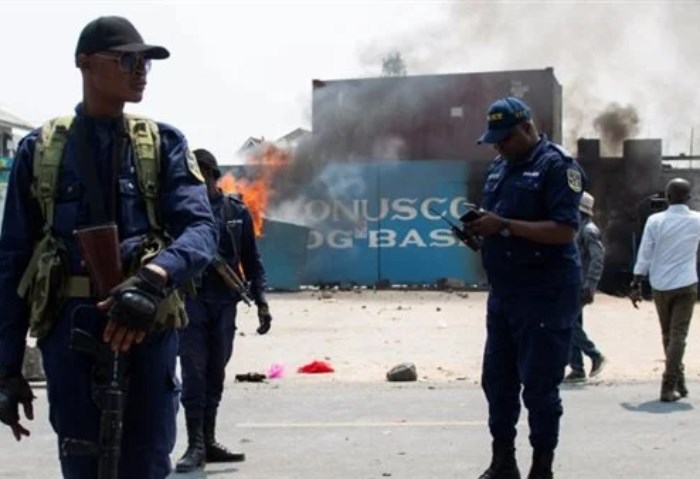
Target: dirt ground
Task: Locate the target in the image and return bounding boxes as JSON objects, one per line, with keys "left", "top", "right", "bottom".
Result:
{"left": 231, "top": 290, "right": 700, "bottom": 385}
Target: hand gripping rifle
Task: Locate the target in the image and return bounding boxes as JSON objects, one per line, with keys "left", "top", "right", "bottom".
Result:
{"left": 62, "top": 224, "right": 128, "bottom": 479}
{"left": 430, "top": 207, "right": 484, "bottom": 252}
{"left": 212, "top": 254, "right": 254, "bottom": 306}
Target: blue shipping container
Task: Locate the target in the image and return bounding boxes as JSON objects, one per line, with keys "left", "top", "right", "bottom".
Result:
{"left": 299, "top": 160, "right": 483, "bottom": 286}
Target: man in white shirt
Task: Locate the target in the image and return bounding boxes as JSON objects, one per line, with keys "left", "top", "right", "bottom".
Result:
{"left": 631, "top": 178, "right": 700, "bottom": 402}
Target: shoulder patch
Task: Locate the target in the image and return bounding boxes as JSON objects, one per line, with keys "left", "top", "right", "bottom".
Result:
{"left": 550, "top": 143, "right": 573, "bottom": 160}
{"left": 567, "top": 168, "right": 582, "bottom": 193}
{"left": 229, "top": 194, "right": 245, "bottom": 205}
{"left": 185, "top": 148, "right": 204, "bottom": 183}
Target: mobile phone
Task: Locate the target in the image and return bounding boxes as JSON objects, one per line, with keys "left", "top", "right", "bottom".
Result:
{"left": 459, "top": 208, "right": 483, "bottom": 223}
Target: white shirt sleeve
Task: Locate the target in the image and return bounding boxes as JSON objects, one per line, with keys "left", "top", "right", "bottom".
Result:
{"left": 633, "top": 216, "right": 656, "bottom": 276}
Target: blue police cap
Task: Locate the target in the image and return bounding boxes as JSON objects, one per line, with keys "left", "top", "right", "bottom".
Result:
{"left": 477, "top": 97, "right": 532, "bottom": 144}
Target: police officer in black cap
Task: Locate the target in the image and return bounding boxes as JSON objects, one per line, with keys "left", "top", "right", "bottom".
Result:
{"left": 0, "top": 16, "right": 217, "bottom": 478}
{"left": 176, "top": 148, "right": 272, "bottom": 472}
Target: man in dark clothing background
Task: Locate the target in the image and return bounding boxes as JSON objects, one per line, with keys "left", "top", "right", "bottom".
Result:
{"left": 564, "top": 191, "right": 607, "bottom": 383}
{"left": 176, "top": 148, "right": 272, "bottom": 473}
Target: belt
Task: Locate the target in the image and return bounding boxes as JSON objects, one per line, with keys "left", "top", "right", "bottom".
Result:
{"left": 66, "top": 275, "right": 91, "bottom": 298}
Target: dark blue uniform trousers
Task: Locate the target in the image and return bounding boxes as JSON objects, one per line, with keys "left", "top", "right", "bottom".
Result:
{"left": 179, "top": 298, "right": 237, "bottom": 420}
{"left": 38, "top": 299, "right": 180, "bottom": 479}
{"left": 482, "top": 286, "right": 579, "bottom": 451}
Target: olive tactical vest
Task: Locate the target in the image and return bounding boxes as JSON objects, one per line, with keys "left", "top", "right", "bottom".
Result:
{"left": 17, "top": 114, "right": 188, "bottom": 337}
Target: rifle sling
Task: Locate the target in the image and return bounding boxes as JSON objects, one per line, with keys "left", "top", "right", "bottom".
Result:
{"left": 75, "top": 117, "right": 126, "bottom": 225}
{"left": 221, "top": 195, "right": 242, "bottom": 263}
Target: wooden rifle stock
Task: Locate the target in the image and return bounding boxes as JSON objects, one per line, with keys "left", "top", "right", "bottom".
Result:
{"left": 73, "top": 223, "right": 124, "bottom": 297}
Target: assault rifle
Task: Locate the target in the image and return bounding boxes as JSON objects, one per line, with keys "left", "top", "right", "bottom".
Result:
{"left": 62, "top": 223, "right": 128, "bottom": 479}
{"left": 212, "top": 254, "right": 253, "bottom": 306}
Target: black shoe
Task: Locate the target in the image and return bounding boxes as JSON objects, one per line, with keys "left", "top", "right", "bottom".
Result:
{"left": 527, "top": 449, "right": 554, "bottom": 479}
{"left": 176, "top": 417, "right": 206, "bottom": 473}
{"left": 204, "top": 413, "right": 246, "bottom": 463}
{"left": 589, "top": 354, "right": 607, "bottom": 378}
{"left": 661, "top": 379, "right": 682, "bottom": 402}
{"left": 677, "top": 374, "right": 688, "bottom": 398}
{"left": 478, "top": 441, "right": 521, "bottom": 479}
{"left": 563, "top": 370, "right": 586, "bottom": 383}
{"left": 660, "top": 390, "right": 682, "bottom": 402}
{"left": 206, "top": 441, "right": 246, "bottom": 463}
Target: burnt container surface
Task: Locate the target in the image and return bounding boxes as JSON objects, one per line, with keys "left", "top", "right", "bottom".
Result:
{"left": 578, "top": 138, "right": 665, "bottom": 296}
{"left": 311, "top": 68, "right": 562, "bottom": 163}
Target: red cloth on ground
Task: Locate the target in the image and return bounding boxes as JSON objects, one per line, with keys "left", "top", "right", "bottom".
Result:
{"left": 297, "top": 360, "right": 335, "bottom": 373}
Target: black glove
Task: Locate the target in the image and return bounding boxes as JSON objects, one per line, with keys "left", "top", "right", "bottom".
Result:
{"left": 0, "top": 370, "right": 35, "bottom": 436}
{"left": 257, "top": 302, "right": 272, "bottom": 335}
{"left": 582, "top": 287, "right": 595, "bottom": 305}
{"left": 107, "top": 268, "right": 168, "bottom": 332}
{"left": 629, "top": 279, "right": 643, "bottom": 309}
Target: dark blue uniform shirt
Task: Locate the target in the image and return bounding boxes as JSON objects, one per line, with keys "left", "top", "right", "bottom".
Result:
{"left": 196, "top": 192, "right": 267, "bottom": 304}
{"left": 0, "top": 104, "right": 218, "bottom": 375}
{"left": 480, "top": 135, "right": 584, "bottom": 293}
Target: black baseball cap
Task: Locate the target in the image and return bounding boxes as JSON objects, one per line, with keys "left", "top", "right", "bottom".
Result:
{"left": 75, "top": 16, "right": 170, "bottom": 60}
{"left": 194, "top": 149, "right": 222, "bottom": 179}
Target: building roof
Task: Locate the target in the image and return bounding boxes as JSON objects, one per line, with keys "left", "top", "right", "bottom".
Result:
{"left": 237, "top": 136, "right": 264, "bottom": 155}
{"left": 276, "top": 127, "right": 311, "bottom": 144}
{"left": 0, "top": 107, "right": 33, "bottom": 131}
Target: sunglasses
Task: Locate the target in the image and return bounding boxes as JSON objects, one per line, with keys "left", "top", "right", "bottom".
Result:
{"left": 94, "top": 52, "right": 152, "bottom": 73}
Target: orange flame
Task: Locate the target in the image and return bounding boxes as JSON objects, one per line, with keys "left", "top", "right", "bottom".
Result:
{"left": 218, "top": 143, "right": 290, "bottom": 236}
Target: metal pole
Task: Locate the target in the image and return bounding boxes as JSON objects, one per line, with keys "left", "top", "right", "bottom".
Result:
{"left": 690, "top": 127, "right": 694, "bottom": 160}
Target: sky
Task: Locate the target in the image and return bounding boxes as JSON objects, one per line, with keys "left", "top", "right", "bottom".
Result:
{"left": 1, "top": 0, "right": 699, "bottom": 163}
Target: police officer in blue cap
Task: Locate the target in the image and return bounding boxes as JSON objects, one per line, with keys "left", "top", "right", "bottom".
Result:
{"left": 0, "top": 16, "right": 217, "bottom": 478}
{"left": 467, "top": 97, "right": 585, "bottom": 479}
{"left": 176, "top": 148, "right": 272, "bottom": 473}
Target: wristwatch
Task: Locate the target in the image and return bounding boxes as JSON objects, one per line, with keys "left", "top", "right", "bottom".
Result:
{"left": 499, "top": 219, "right": 511, "bottom": 237}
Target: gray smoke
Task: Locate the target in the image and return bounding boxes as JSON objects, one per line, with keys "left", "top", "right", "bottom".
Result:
{"left": 593, "top": 103, "right": 641, "bottom": 156}
{"left": 358, "top": 1, "right": 700, "bottom": 156}
{"left": 263, "top": 75, "right": 458, "bottom": 224}
{"left": 268, "top": 1, "right": 700, "bottom": 231}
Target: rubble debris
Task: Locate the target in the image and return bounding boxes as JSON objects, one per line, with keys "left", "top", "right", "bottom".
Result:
{"left": 235, "top": 372, "right": 267, "bottom": 382}
{"left": 374, "top": 279, "right": 391, "bottom": 290}
{"left": 386, "top": 362, "right": 418, "bottom": 382}
{"left": 436, "top": 277, "right": 465, "bottom": 290}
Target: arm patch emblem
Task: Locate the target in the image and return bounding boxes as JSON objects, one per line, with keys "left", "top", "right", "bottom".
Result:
{"left": 567, "top": 168, "right": 582, "bottom": 193}
{"left": 186, "top": 148, "right": 205, "bottom": 183}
